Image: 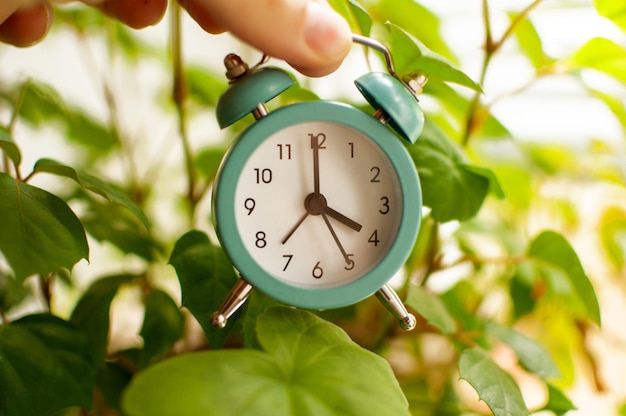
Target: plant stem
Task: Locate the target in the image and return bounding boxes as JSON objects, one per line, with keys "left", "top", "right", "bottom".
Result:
{"left": 39, "top": 274, "right": 52, "bottom": 312}
{"left": 4, "top": 81, "right": 30, "bottom": 180}
{"left": 170, "top": 4, "right": 198, "bottom": 224}
{"left": 461, "top": 0, "right": 544, "bottom": 146}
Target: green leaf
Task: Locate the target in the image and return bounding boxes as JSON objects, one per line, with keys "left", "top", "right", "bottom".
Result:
{"left": 510, "top": 11, "right": 547, "bottom": 70}
{"left": 408, "top": 121, "right": 491, "bottom": 222}
{"left": 139, "top": 289, "right": 185, "bottom": 368}
{"left": 599, "top": 206, "right": 626, "bottom": 270}
{"left": 70, "top": 274, "right": 137, "bottom": 362}
{"left": 594, "top": 0, "right": 626, "bottom": 33}
{"left": 386, "top": 23, "right": 481, "bottom": 92}
{"left": 0, "top": 127, "right": 21, "bottom": 167}
{"left": 169, "top": 230, "right": 239, "bottom": 349}
{"left": 486, "top": 323, "right": 560, "bottom": 379}
{"left": 0, "top": 270, "right": 28, "bottom": 313}
{"left": 0, "top": 172, "right": 89, "bottom": 281}
{"left": 570, "top": 37, "right": 626, "bottom": 84}
{"left": 528, "top": 231, "right": 601, "bottom": 325}
{"left": 242, "top": 290, "right": 284, "bottom": 349}
{"left": 195, "top": 146, "right": 227, "bottom": 184}
{"left": 0, "top": 314, "right": 94, "bottom": 416}
{"left": 406, "top": 284, "right": 456, "bottom": 334}
{"left": 81, "top": 201, "right": 161, "bottom": 261}
{"left": 541, "top": 383, "right": 576, "bottom": 415}
{"left": 33, "top": 158, "right": 149, "bottom": 229}
{"left": 185, "top": 65, "right": 228, "bottom": 108}
{"left": 458, "top": 347, "right": 529, "bottom": 416}
{"left": 123, "top": 307, "right": 409, "bottom": 416}
{"left": 371, "top": 0, "right": 455, "bottom": 62}
{"left": 17, "top": 81, "right": 116, "bottom": 152}
{"left": 329, "top": 0, "right": 372, "bottom": 36}
{"left": 95, "top": 362, "right": 133, "bottom": 413}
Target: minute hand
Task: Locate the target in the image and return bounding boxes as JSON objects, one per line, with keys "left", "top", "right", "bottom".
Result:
{"left": 324, "top": 206, "right": 362, "bottom": 232}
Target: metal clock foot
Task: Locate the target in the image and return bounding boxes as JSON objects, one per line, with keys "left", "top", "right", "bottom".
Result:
{"left": 375, "top": 284, "right": 416, "bottom": 331}
{"left": 210, "top": 277, "right": 254, "bottom": 328}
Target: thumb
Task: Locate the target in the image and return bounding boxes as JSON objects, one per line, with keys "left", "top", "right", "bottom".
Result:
{"left": 0, "top": 1, "right": 53, "bottom": 47}
{"left": 178, "top": 0, "right": 352, "bottom": 77}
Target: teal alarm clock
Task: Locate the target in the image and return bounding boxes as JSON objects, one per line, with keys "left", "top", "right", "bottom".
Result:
{"left": 210, "top": 35, "right": 426, "bottom": 330}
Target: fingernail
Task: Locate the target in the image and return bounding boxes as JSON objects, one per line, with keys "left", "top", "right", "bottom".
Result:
{"left": 304, "top": 2, "right": 351, "bottom": 60}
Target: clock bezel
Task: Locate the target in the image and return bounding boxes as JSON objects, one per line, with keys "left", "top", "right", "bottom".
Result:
{"left": 213, "top": 100, "right": 421, "bottom": 309}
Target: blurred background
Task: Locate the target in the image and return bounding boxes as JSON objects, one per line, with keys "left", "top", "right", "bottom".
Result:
{"left": 2, "top": 0, "right": 626, "bottom": 414}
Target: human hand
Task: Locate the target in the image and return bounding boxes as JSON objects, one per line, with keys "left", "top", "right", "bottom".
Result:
{"left": 0, "top": 0, "right": 167, "bottom": 47}
{"left": 0, "top": 0, "right": 351, "bottom": 77}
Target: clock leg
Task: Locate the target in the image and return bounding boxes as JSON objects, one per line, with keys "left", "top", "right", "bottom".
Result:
{"left": 210, "top": 277, "right": 254, "bottom": 328}
{"left": 375, "top": 284, "right": 417, "bottom": 331}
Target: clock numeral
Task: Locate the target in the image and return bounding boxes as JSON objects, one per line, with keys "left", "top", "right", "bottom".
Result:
{"left": 379, "top": 196, "right": 390, "bottom": 215}
{"left": 255, "top": 231, "right": 267, "bottom": 248}
{"left": 309, "top": 133, "right": 327, "bottom": 149}
{"left": 277, "top": 144, "right": 291, "bottom": 160}
{"left": 282, "top": 254, "right": 293, "bottom": 271}
{"left": 254, "top": 168, "right": 273, "bottom": 184}
{"left": 348, "top": 142, "right": 354, "bottom": 158}
{"left": 368, "top": 229, "right": 380, "bottom": 247}
{"left": 345, "top": 254, "right": 355, "bottom": 271}
{"left": 312, "top": 262, "right": 324, "bottom": 279}
{"left": 370, "top": 166, "right": 381, "bottom": 183}
{"left": 244, "top": 198, "right": 256, "bottom": 215}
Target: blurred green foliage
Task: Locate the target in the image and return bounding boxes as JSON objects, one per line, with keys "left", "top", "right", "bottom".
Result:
{"left": 1, "top": 0, "right": 626, "bottom": 415}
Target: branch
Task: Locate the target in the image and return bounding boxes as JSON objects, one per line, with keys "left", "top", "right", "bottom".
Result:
{"left": 170, "top": 4, "right": 198, "bottom": 224}
{"left": 462, "top": 0, "right": 545, "bottom": 146}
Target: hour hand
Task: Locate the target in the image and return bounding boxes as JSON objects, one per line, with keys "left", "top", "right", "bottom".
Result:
{"left": 324, "top": 206, "right": 362, "bottom": 232}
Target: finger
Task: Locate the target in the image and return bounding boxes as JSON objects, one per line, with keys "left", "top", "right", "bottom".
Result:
{"left": 0, "top": 1, "right": 53, "bottom": 47}
{"left": 178, "top": 0, "right": 352, "bottom": 77}
{"left": 83, "top": 0, "right": 167, "bottom": 29}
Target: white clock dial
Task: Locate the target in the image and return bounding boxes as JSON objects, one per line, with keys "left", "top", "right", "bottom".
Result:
{"left": 234, "top": 121, "right": 404, "bottom": 289}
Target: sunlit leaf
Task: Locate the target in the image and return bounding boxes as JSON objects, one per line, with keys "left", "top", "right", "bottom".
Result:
{"left": 70, "top": 274, "right": 138, "bottom": 362}
{"left": 169, "top": 230, "right": 239, "bottom": 349}
{"left": 570, "top": 37, "right": 626, "bottom": 84}
{"left": 441, "top": 280, "right": 485, "bottom": 333}
{"left": 123, "top": 307, "right": 410, "bottom": 416}
{"left": 406, "top": 284, "right": 456, "bottom": 334}
{"left": 0, "top": 173, "right": 88, "bottom": 282}
{"left": 0, "top": 314, "right": 94, "bottom": 416}
{"left": 33, "top": 158, "right": 149, "bottom": 229}
{"left": 541, "top": 383, "right": 576, "bottom": 415}
{"left": 599, "top": 206, "right": 626, "bottom": 270}
{"left": 387, "top": 23, "right": 481, "bottom": 92}
{"left": 486, "top": 323, "right": 560, "bottom": 379}
{"left": 408, "top": 121, "right": 491, "bottom": 222}
{"left": 329, "top": 0, "right": 372, "bottom": 36}
{"left": 241, "top": 290, "right": 284, "bottom": 349}
{"left": 458, "top": 347, "right": 529, "bottom": 416}
{"left": 510, "top": 12, "right": 547, "bottom": 70}
{"left": 372, "top": 0, "right": 455, "bottom": 62}
{"left": 0, "top": 127, "right": 21, "bottom": 167}
{"left": 139, "top": 289, "right": 185, "bottom": 368}
{"left": 594, "top": 0, "right": 626, "bottom": 33}
{"left": 528, "top": 231, "right": 601, "bottom": 325}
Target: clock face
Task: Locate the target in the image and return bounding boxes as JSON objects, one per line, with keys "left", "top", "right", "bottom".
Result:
{"left": 214, "top": 102, "right": 421, "bottom": 309}
{"left": 235, "top": 121, "right": 402, "bottom": 289}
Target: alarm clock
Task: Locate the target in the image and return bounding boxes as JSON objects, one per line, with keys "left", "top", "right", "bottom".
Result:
{"left": 210, "top": 35, "right": 426, "bottom": 330}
